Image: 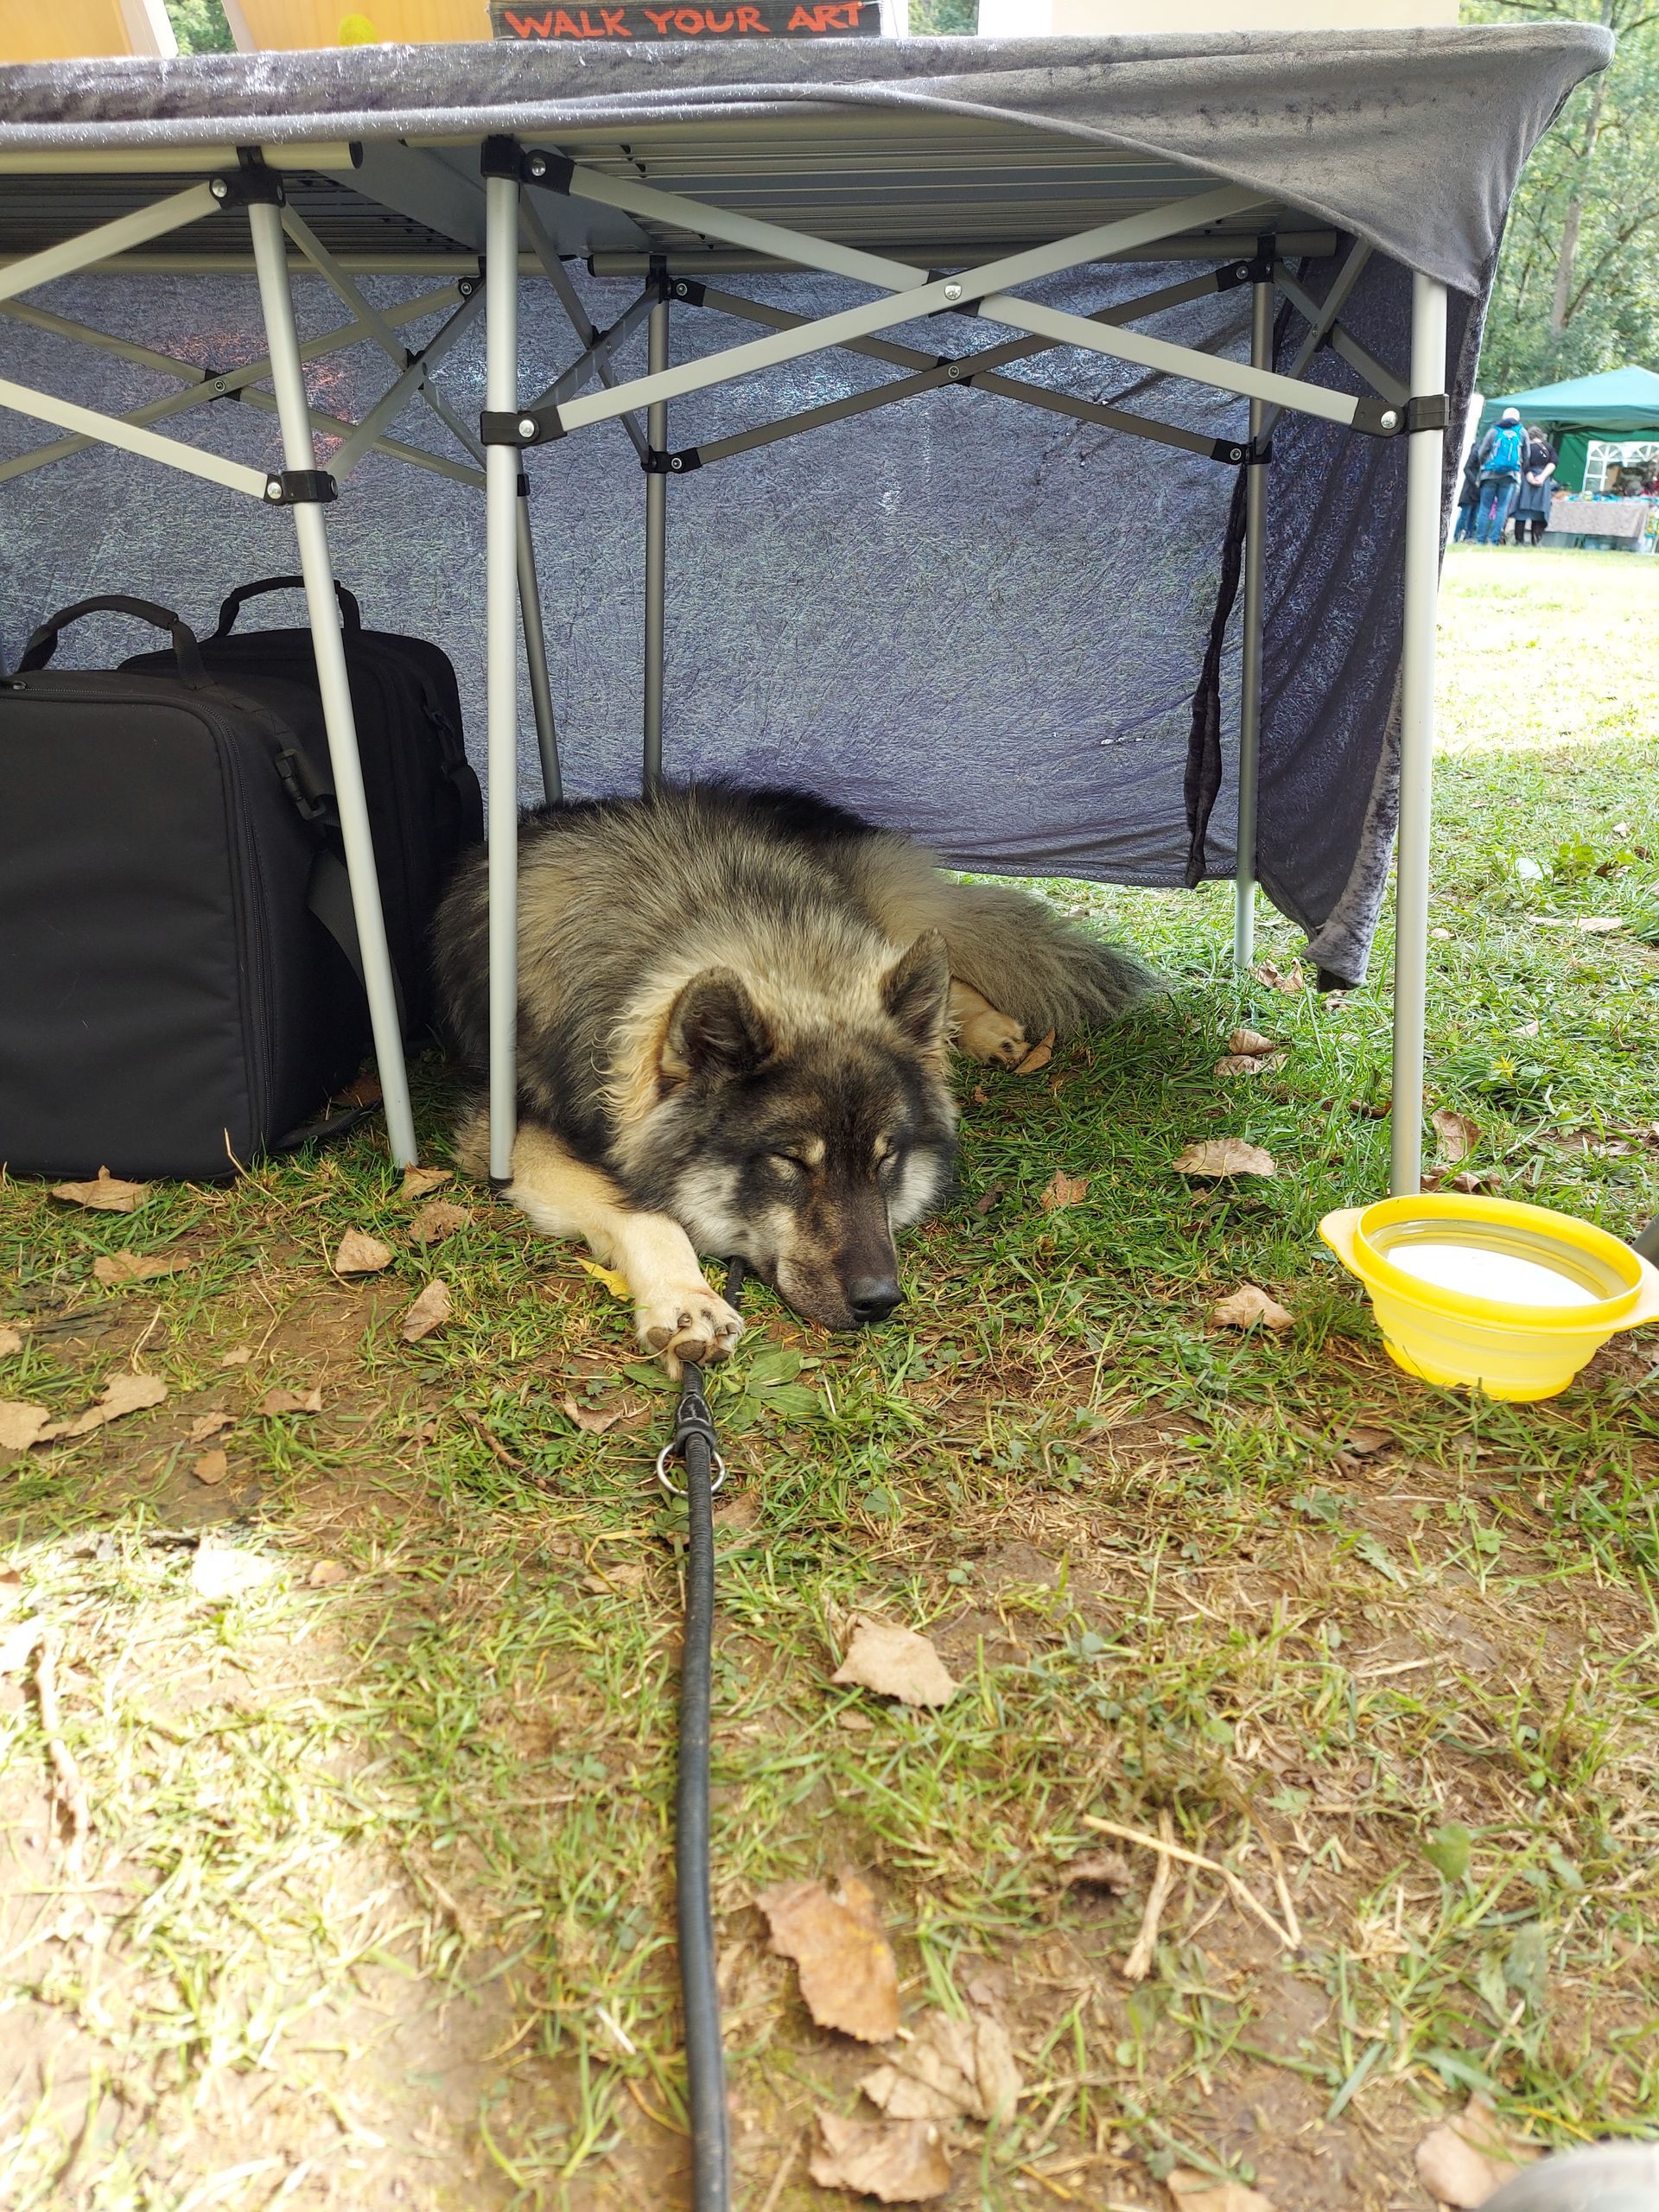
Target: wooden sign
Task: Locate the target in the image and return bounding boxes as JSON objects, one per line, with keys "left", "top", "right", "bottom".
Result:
{"left": 491, "top": 2, "right": 880, "bottom": 37}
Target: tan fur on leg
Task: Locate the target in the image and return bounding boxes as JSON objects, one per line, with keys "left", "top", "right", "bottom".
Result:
{"left": 948, "top": 980, "right": 1031, "bottom": 1068}
{"left": 486, "top": 1120, "right": 743, "bottom": 1373}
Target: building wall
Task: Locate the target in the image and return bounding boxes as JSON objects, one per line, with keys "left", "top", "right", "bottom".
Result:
{"left": 977, "top": 1, "right": 1458, "bottom": 31}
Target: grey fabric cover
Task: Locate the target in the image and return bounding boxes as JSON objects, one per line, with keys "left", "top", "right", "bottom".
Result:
{"left": 0, "top": 32, "right": 1608, "bottom": 982}
{"left": 0, "top": 28, "right": 1611, "bottom": 296}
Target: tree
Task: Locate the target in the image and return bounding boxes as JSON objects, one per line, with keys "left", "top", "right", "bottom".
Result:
{"left": 1465, "top": 0, "right": 1659, "bottom": 390}
{"left": 166, "top": 0, "right": 236, "bottom": 51}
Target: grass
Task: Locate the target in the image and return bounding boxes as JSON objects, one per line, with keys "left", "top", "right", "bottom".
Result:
{"left": 2, "top": 543, "right": 1656, "bottom": 2211}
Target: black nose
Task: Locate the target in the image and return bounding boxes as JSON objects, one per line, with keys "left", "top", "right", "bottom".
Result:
{"left": 846, "top": 1275, "right": 903, "bottom": 1326}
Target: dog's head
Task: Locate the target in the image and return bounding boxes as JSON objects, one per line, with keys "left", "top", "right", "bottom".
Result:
{"left": 634, "top": 932, "right": 957, "bottom": 1331}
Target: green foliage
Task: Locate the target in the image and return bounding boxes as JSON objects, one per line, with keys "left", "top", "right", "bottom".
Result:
{"left": 165, "top": 0, "right": 236, "bottom": 52}
{"left": 908, "top": 0, "right": 977, "bottom": 30}
{"left": 1465, "top": 1, "right": 1659, "bottom": 391}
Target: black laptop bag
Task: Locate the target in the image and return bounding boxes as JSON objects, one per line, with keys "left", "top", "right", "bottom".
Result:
{"left": 0, "top": 597, "right": 370, "bottom": 1182}
{"left": 124, "top": 575, "right": 482, "bottom": 1036}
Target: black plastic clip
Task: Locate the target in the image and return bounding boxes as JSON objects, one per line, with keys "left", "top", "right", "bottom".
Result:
{"left": 275, "top": 746, "right": 329, "bottom": 823}
{"left": 656, "top": 1386, "right": 727, "bottom": 1496}
{"left": 482, "top": 135, "right": 575, "bottom": 192}
{"left": 1352, "top": 397, "right": 1409, "bottom": 438}
{"left": 517, "top": 471, "right": 531, "bottom": 498}
{"left": 649, "top": 252, "right": 671, "bottom": 300}
{"left": 1217, "top": 251, "right": 1274, "bottom": 292}
{"left": 644, "top": 448, "right": 696, "bottom": 474}
{"left": 1405, "top": 393, "right": 1450, "bottom": 434}
{"left": 669, "top": 277, "right": 708, "bottom": 308}
{"left": 456, "top": 273, "right": 481, "bottom": 300}
{"left": 1245, "top": 435, "right": 1274, "bottom": 467}
{"left": 264, "top": 469, "right": 337, "bottom": 505}
{"left": 210, "top": 166, "right": 284, "bottom": 210}
{"left": 480, "top": 408, "right": 562, "bottom": 447}
{"left": 1212, "top": 438, "right": 1249, "bottom": 466}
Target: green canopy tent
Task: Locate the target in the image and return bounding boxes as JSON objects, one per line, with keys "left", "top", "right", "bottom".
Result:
{"left": 1479, "top": 365, "right": 1659, "bottom": 491}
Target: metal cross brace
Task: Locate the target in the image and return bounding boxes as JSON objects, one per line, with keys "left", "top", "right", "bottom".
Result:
{"left": 500, "top": 155, "right": 1401, "bottom": 446}
{"left": 280, "top": 205, "right": 493, "bottom": 478}
{"left": 0, "top": 288, "right": 480, "bottom": 488}
{"left": 518, "top": 194, "right": 649, "bottom": 458}
{"left": 1274, "top": 263, "right": 1407, "bottom": 411}
{"left": 661, "top": 268, "right": 1259, "bottom": 472}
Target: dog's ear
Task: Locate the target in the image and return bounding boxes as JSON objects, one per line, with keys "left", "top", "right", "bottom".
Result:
{"left": 662, "top": 968, "right": 772, "bottom": 1084}
{"left": 881, "top": 931, "right": 952, "bottom": 1058}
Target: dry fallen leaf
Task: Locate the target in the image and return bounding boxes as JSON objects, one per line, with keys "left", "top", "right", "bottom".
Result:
{"left": 1059, "top": 1850, "right": 1135, "bottom": 1896}
{"left": 400, "top": 1280, "right": 452, "bottom": 1343}
{"left": 578, "top": 1257, "right": 632, "bottom": 1301}
{"left": 1173, "top": 1139, "right": 1276, "bottom": 1179}
{"left": 1431, "top": 1109, "right": 1482, "bottom": 1165}
{"left": 0, "top": 1618, "right": 44, "bottom": 1675}
{"left": 861, "top": 2007, "right": 1021, "bottom": 2124}
{"left": 335, "top": 1071, "right": 383, "bottom": 1108}
{"left": 1424, "top": 1167, "right": 1500, "bottom": 1195}
{"left": 0, "top": 1325, "right": 23, "bottom": 1357}
{"left": 832, "top": 1618, "right": 957, "bottom": 1709}
{"left": 1211, "top": 1284, "right": 1294, "bottom": 1332}
{"left": 92, "top": 1251, "right": 188, "bottom": 1287}
{"left": 308, "top": 1559, "right": 350, "bottom": 1589}
{"left": 186, "top": 1410, "right": 234, "bottom": 1445}
{"left": 191, "top": 1545, "right": 277, "bottom": 1602}
{"left": 758, "top": 1872, "right": 900, "bottom": 2043}
{"left": 1168, "top": 2171, "right": 1279, "bottom": 2212}
{"left": 1414, "top": 2096, "right": 1539, "bottom": 2209}
{"left": 809, "top": 2113, "right": 950, "bottom": 2204}
{"left": 0, "top": 1401, "right": 54, "bottom": 1452}
{"left": 191, "top": 1450, "right": 229, "bottom": 1486}
{"left": 410, "top": 1200, "right": 470, "bottom": 1247}
{"left": 1039, "top": 1170, "right": 1090, "bottom": 1211}
{"left": 1228, "top": 1027, "right": 1279, "bottom": 1057}
{"left": 584, "top": 1562, "right": 647, "bottom": 1598}
{"left": 562, "top": 1392, "right": 626, "bottom": 1436}
{"left": 401, "top": 1164, "right": 453, "bottom": 1199}
{"left": 41, "top": 1372, "right": 168, "bottom": 1440}
{"left": 219, "top": 1347, "right": 254, "bottom": 1368}
{"left": 257, "top": 1386, "right": 323, "bottom": 1417}
{"left": 334, "top": 1228, "right": 395, "bottom": 1277}
{"left": 1215, "top": 1052, "right": 1286, "bottom": 1077}
{"left": 1533, "top": 915, "right": 1624, "bottom": 934}
{"left": 49, "top": 1166, "right": 149, "bottom": 1213}
{"left": 1343, "top": 1424, "right": 1393, "bottom": 1456}
{"left": 1012, "top": 1029, "right": 1056, "bottom": 1075}
{"left": 1253, "top": 959, "right": 1306, "bottom": 994}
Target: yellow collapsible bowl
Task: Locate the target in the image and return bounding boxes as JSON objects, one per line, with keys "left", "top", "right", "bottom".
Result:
{"left": 1319, "top": 1193, "right": 1659, "bottom": 1402}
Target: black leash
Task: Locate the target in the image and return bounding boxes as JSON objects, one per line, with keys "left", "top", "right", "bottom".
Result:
{"left": 656, "top": 1258, "right": 744, "bottom": 2212}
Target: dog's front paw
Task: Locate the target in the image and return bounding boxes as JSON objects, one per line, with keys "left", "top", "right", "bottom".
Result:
{"left": 955, "top": 1003, "right": 1031, "bottom": 1068}
{"left": 637, "top": 1281, "right": 745, "bottom": 1376}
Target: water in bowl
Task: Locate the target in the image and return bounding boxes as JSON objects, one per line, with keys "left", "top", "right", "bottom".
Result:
{"left": 1373, "top": 1222, "right": 1624, "bottom": 1309}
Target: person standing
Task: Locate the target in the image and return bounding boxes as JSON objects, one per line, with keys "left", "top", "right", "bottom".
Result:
{"left": 1473, "top": 405, "right": 1528, "bottom": 544}
{"left": 1510, "top": 425, "right": 1557, "bottom": 544}
{"left": 1453, "top": 438, "right": 1483, "bottom": 542}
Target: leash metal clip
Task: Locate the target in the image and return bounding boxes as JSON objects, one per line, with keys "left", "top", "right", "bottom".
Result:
{"left": 655, "top": 1384, "right": 728, "bottom": 1497}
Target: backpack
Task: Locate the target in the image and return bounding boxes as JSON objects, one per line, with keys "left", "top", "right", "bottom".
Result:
{"left": 1486, "top": 423, "right": 1526, "bottom": 474}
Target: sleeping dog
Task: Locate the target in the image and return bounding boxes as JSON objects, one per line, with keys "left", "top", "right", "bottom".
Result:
{"left": 435, "top": 785, "right": 1151, "bottom": 1369}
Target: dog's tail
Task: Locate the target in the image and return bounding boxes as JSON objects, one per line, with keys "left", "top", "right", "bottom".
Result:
{"left": 938, "top": 882, "right": 1160, "bottom": 1041}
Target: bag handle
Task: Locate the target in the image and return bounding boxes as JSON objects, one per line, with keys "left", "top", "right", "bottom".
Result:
{"left": 209, "top": 575, "right": 362, "bottom": 642}
{"left": 16, "top": 594, "right": 207, "bottom": 683}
